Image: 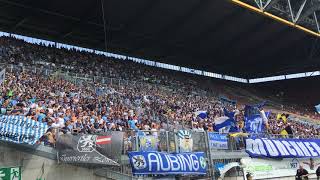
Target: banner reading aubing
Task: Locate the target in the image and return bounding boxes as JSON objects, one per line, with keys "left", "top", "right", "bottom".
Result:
{"left": 0, "top": 115, "right": 48, "bottom": 144}
{"left": 128, "top": 151, "right": 207, "bottom": 175}
{"left": 246, "top": 138, "right": 320, "bottom": 158}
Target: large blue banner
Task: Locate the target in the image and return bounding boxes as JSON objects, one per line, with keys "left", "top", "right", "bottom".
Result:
{"left": 246, "top": 138, "right": 320, "bottom": 158}
{"left": 0, "top": 115, "right": 48, "bottom": 144}
{"left": 208, "top": 133, "right": 228, "bottom": 150}
{"left": 128, "top": 151, "right": 207, "bottom": 175}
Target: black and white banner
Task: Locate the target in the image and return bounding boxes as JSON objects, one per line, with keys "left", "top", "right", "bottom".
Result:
{"left": 246, "top": 138, "right": 320, "bottom": 158}
{"left": 57, "top": 132, "right": 123, "bottom": 166}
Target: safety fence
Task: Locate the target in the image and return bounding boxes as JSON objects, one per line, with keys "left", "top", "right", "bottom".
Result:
{"left": 52, "top": 129, "right": 320, "bottom": 179}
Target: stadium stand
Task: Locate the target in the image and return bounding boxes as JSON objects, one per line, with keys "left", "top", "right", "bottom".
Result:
{"left": 1, "top": 0, "right": 320, "bottom": 179}
{"left": 0, "top": 36, "right": 319, "bottom": 145}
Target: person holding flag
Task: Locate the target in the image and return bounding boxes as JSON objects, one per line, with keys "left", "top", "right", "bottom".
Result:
{"left": 244, "top": 102, "right": 270, "bottom": 134}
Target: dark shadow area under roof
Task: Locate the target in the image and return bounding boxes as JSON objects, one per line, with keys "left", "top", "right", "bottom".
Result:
{"left": 0, "top": 0, "right": 319, "bottom": 78}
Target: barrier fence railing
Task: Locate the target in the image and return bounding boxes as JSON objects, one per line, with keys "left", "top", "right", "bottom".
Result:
{"left": 49, "top": 129, "right": 320, "bottom": 179}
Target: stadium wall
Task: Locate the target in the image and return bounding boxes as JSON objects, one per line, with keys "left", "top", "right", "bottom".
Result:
{"left": 0, "top": 145, "right": 105, "bottom": 180}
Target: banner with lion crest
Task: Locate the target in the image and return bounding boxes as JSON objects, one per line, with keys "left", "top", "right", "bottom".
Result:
{"left": 56, "top": 132, "right": 123, "bottom": 166}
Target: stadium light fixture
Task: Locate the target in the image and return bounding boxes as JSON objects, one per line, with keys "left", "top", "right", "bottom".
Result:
{"left": 230, "top": 0, "right": 320, "bottom": 37}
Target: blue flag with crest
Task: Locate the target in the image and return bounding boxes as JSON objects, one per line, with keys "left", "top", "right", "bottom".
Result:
{"left": 244, "top": 103, "right": 270, "bottom": 133}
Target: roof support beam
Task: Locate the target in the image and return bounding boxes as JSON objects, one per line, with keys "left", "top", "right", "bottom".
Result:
{"left": 230, "top": 0, "right": 320, "bottom": 37}
{"left": 294, "top": 0, "right": 308, "bottom": 23}
{"left": 314, "top": 12, "right": 320, "bottom": 33}
{"left": 297, "top": 1, "right": 320, "bottom": 23}
{"left": 287, "top": 0, "right": 295, "bottom": 22}
{"left": 263, "top": 0, "right": 281, "bottom": 11}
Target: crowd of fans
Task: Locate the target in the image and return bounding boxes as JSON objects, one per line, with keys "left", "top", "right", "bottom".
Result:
{"left": 0, "top": 36, "right": 319, "bottom": 147}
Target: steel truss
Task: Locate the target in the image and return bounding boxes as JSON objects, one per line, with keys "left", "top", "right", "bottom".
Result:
{"left": 231, "top": 0, "right": 320, "bottom": 37}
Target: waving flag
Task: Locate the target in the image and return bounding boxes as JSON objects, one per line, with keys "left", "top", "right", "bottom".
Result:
{"left": 195, "top": 110, "right": 208, "bottom": 119}
{"left": 244, "top": 104, "right": 270, "bottom": 133}
{"left": 214, "top": 109, "right": 237, "bottom": 132}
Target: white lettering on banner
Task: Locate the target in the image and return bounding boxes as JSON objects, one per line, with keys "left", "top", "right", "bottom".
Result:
{"left": 169, "top": 155, "right": 180, "bottom": 171}
{"left": 246, "top": 139, "right": 255, "bottom": 154}
{"left": 296, "top": 142, "right": 311, "bottom": 157}
{"left": 177, "top": 154, "right": 192, "bottom": 171}
{"left": 273, "top": 140, "right": 290, "bottom": 156}
{"left": 246, "top": 139, "right": 267, "bottom": 156}
{"left": 190, "top": 154, "right": 199, "bottom": 171}
{"left": 252, "top": 139, "right": 262, "bottom": 155}
{"left": 263, "top": 140, "right": 279, "bottom": 157}
{"left": 146, "top": 153, "right": 201, "bottom": 172}
{"left": 176, "top": 155, "right": 184, "bottom": 170}
{"left": 310, "top": 142, "right": 320, "bottom": 155}
{"left": 148, "top": 153, "right": 160, "bottom": 171}
{"left": 159, "top": 154, "right": 170, "bottom": 171}
{"left": 304, "top": 142, "right": 318, "bottom": 156}
{"left": 282, "top": 141, "right": 297, "bottom": 156}
{"left": 289, "top": 141, "right": 305, "bottom": 156}
{"left": 247, "top": 139, "right": 320, "bottom": 158}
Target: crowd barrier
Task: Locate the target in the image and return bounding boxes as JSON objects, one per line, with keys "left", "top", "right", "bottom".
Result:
{"left": 1, "top": 113, "right": 320, "bottom": 179}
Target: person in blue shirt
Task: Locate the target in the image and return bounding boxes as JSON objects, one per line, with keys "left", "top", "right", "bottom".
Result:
{"left": 37, "top": 109, "right": 46, "bottom": 122}
{"left": 128, "top": 119, "right": 137, "bottom": 130}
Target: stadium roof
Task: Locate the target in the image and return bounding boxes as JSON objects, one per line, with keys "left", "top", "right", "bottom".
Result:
{"left": 0, "top": 0, "right": 319, "bottom": 78}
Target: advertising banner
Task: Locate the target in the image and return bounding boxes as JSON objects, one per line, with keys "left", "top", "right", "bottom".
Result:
{"left": 246, "top": 138, "right": 320, "bottom": 158}
{"left": 241, "top": 157, "right": 319, "bottom": 179}
{"left": 128, "top": 151, "right": 207, "bottom": 175}
{"left": 208, "top": 133, "right": 228, "bottom": 150}
{"left": 0, "top": 115, "right": 48, "bottom": 144}
{"left": 57, "top": 133, "right": 122, "bottom": 166}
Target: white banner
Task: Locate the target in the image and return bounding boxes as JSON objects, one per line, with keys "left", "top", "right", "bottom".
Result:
{"left": 241, "top": 157, "right": 319, "bottom": 179}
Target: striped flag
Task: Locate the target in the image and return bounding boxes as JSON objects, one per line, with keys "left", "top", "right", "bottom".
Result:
{"left": 177, "top": 130, "right": 191, "bottom": 139}
{"left": 0, "top": 115, "right": 48, "bottom": 144}
{"left": 96, "top": 136, "right": 112, "bottom": 145}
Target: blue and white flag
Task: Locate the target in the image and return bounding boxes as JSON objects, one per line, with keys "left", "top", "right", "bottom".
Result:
{"left": 246, "top": 138, "right": 320, "bottom": 158}
{"left": 177, "top": 130, "right": 193, "bottom": 152}
{"left": 315, "top": 104, "right": 320, "bottom": 114}
{"left": 194, "top": 110, "right": 207, "bottom": 119}
{"left": 244, "top": 104, "right": 270, "bottom": 133}
{"left": 0, "top": 115, "right": 48, "bottom": 144}
{"left": 214, "top": 109, "right": 237, "bottom": 132}
{"left": 128, "top": 151, "right": 207, "bottom": 175}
